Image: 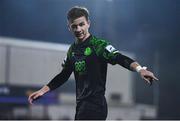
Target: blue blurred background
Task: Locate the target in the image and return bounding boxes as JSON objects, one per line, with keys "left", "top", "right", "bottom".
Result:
{"left": 0, "top": 0, "right": 179, "bottom": 120}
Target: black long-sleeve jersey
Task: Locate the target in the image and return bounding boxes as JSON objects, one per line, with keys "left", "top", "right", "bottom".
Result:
{"left": 47, "top": 35, "right": 135, "bottom": 103}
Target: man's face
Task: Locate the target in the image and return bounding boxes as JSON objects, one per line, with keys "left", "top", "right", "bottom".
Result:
{"left": 68, "top": 16, "right": 90, "bottom": 41}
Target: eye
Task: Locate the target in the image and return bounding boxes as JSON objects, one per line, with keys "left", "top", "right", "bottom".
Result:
{"left": 79, "top": 22, "right": 85, "bottom": 27}
{"left": 71, "top": 25, "right": 77, "bottom": 29}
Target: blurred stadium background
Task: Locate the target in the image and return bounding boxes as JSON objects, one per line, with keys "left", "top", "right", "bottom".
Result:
{"left": 0, "top": 0, "right": 179, "bottom": 120}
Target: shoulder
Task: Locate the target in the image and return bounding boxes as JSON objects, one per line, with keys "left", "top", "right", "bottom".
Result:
{"left": 90, "top": 36, "right": 109, "bottom": 47}
{"left": 89, "top": 36, "right": 111, "bottom": 56}
{"left": 67, "top": 43, "right": 75, "bottom": 58}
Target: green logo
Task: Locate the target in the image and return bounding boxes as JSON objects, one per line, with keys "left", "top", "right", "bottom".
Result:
{"left": 75, "top": 60, "right": 86, "bottom": 73}
{"left": 84, "top": 47, "right": 92, "bottom": 56}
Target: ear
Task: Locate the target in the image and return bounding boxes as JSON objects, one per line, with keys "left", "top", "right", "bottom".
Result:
{"left": 87, "top": 20, "right": 91, "bottom": 28}
{"left": 67, "top": 21, "right": 71, "bottom": 31}
{"left": 68, "top": 24, "right": 71, "bottom": 31}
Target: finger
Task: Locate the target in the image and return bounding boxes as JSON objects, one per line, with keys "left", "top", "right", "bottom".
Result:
{"left": 147, "top": 72, "right": 158, "bottom": 81}
{"left": 28, "top": 94, "right": 33, "bottom": 103}
{"left": 28, "top": 94, "right": 34, "bottom": 101}
{"left": 149, "top": 81, "right": 152, "bottom": 86}
{"left": 28, "top": 96, "right": 31, "bottom": 102}
{"left": 33, "top": 94, "right": 40, "bottom": 100}
{"left": 143, "top": 76, "right": 152, "bottom": 85}
{"left": 28, "top": 96, "right": 34, "bottom": 104}
{"left": 152, "top": 75, "right": 159, "bottom": 81}
{"left": 149, "top": 75, "right": 158, "bottom": 81}
{"left": 29, "top": 99, "right": 33, "bottom": 105}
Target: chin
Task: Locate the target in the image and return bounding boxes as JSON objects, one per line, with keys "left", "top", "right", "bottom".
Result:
{"left": 77, "top": 36, "right": 85, "bottom": 41}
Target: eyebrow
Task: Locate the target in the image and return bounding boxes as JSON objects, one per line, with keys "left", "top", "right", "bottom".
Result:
{"left": 71, "top": 21, "right": 85, "bottom": 27}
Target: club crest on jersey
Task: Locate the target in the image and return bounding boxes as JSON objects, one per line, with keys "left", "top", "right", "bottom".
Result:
{"left": 84, "top": 47, "right": 92, "bottom": 56}
{"left": 105, "top": 45, "right": 116, "bottom": 53}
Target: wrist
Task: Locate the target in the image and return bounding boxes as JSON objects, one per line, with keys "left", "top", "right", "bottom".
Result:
{"left": 40, "top": 85, "right": 50, "bottom": 95}
{"left": 135, "top": 65, "right": 147, "bottom": 73}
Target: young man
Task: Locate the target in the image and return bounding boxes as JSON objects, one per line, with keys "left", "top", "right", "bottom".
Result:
{"left": 28, "top": 6, "right": 158, "bottom": 120}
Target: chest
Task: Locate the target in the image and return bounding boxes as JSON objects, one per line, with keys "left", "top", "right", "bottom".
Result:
{"left": 70, "top": 46, "right": 99, "bottom": 73}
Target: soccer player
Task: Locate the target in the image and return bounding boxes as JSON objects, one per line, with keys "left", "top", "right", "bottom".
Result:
{"left": 28, "top": 6, "right": 158, "bottom": 120}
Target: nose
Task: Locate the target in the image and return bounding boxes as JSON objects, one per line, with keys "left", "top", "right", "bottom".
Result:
{"left": 75, "top": 25, "right": 81, "bottom": 32}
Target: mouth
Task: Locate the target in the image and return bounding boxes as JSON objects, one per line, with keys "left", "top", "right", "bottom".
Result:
{"left": 75, "top": 32, "right": 83, "bottom": 37}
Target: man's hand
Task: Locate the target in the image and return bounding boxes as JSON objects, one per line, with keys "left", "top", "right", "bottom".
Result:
{"left": 130, "top": 62, "right": 159, "bottom": 85}
{"left": 139, "top": 69, "right": 159, "bottom": 85}
{"left": 28, "top": 90, "right": 44, "bottom": 104}
{"left": 28, "top": 85, "right": 50, "bottom": 104}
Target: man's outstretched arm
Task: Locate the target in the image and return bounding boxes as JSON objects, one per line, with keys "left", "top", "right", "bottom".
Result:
{"left": 93, "top": 39, "right": 159, "bottom": 85}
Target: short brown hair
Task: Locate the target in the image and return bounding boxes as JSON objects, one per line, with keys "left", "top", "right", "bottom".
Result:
{"left": 67, "top": 6, "right": 89, "bottom": 22}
